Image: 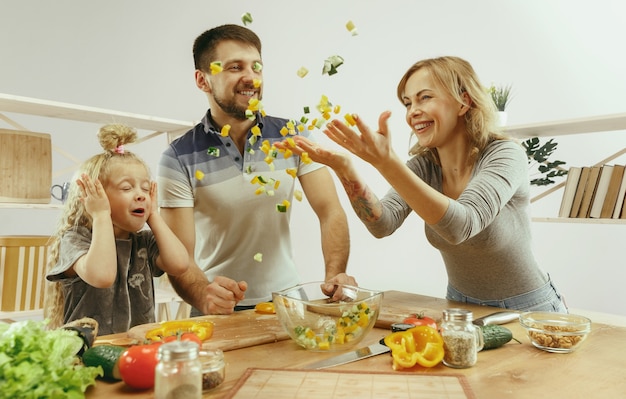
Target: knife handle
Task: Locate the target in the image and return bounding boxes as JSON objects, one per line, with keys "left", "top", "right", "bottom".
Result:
{"left": 472, "top": 311, "right": 520, "bottom": 326}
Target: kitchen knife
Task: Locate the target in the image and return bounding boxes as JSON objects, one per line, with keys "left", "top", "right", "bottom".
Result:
{"left": 472, "top": 311, "right": 520, "bottom": 326}
{"left": 300, "top": 342, "right": 390, "bottom": 370}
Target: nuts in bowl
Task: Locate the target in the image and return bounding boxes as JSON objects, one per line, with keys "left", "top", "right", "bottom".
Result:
{"left": 519, "top": 311, "right": 591, "bottom": 353}
{"left": 272, "top": 282, "right": 383, "bottom": 352}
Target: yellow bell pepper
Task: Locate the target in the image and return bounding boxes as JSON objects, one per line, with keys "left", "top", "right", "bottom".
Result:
{"left": 383, "top": 325, "right": 444, "bottom": 370}
{"left": 145, "top": 320, "right": 215, "bottom": 342}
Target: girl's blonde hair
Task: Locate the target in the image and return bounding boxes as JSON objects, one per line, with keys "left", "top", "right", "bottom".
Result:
{"left": 396, "top": 56, "right": 508, "bottom": 165}
{"left": 44, "top": 124, "right": 149, "bottom": 328}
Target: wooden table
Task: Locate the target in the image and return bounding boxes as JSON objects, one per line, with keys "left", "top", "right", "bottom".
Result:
{"left": 87, "top": 291, "right": 626, "bottom": 398}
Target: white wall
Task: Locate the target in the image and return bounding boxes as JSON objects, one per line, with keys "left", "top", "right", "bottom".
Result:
{"left": 1, "top": 0, "right": 625, "bottom": 315}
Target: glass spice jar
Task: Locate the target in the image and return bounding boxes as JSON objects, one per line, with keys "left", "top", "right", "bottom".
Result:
{"left": 440, "top": 308, "right": 484, "bottom": 369}
{"left": 199, "top": 349, "right": 225, "bottom": 392}
{"left": 155, "top": 341, "right": 202, "bottom": 399}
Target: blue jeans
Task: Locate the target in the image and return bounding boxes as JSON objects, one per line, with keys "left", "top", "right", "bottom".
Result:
{"left": 446, "top": 275, "right": 568, "bottom": 313}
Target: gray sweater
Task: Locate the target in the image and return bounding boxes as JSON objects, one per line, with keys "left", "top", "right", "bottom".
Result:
{"left": 364, "top": 140, "right": 548, "bottom": 300}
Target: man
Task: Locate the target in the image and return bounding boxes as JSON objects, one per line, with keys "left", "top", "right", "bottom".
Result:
{"left": 157, "top": 24, "right": 355, "bottom": 315}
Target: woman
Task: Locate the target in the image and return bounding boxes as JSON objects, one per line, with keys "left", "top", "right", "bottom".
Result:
{"left": 283, "top": 56, "right": 567, "bottom": 313}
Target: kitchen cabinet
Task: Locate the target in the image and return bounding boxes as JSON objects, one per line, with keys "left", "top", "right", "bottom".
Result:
{"left": 0, "top": 93, "right": 194, "bottom": 209}
{"left": 506, "top": 112, "right": 626, "bottom": 224}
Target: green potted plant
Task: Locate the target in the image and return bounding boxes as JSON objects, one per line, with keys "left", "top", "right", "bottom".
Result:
{"left": 489, "top": 84, "right": 513, "bottom": 111}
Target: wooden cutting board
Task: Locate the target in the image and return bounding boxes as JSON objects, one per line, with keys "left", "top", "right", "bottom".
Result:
{"left": 127, "top": 291, "right": 449, "bottom": 352}
{"left": 224, "top": 368, "right": 476, "bottom": 399}
{"left": 127, "top": 311, "right": 290, "bottom": 352}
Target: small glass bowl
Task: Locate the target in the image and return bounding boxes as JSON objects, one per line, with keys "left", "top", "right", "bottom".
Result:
{"left": 519, "top": 311, "right": 591, "bottom": 353}
{"left": 199, "top": 349, "right": 225, "bottom": 391}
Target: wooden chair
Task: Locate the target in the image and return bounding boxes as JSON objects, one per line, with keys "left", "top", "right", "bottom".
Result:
{"left": 0, "top": 236, "right": 51, "bottom": 321}
{"left": 154, "top": 275, "right": 191, "bottom": 322}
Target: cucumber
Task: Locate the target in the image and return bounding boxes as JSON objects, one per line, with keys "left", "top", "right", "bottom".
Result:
{"left": 481, "top": 325, "right": 517, "bottom": 350}
{"left": 82, "top": 345, "right": 125, "bottom": 380}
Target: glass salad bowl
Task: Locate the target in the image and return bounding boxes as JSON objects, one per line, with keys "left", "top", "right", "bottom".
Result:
{"left": 272, "top": 282, "right": 383, "bottom": 352}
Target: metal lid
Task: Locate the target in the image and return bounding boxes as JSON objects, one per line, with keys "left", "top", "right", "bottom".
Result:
{"left": 442, "top": 308, "right": 474, "bottom": 322}
{"left": 158, "top": 340, "right": 199, "bottom": 361}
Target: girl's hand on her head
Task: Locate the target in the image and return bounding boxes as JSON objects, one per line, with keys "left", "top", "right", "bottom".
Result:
{"left": 148, "top": 181, "right": 159, "bottom": 219}
{"left": 76, "top": 173, "right": 110, "bottom": 218}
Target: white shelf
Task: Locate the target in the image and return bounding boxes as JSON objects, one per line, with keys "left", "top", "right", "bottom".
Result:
{"left": 0, "top": 93, "right": 194, "bottom": 136}
{"left": 0, "top": 93, "right": 195, "bottom": 210}
{"left": 506, "top": 112, "right": 626, "bottom": 138}
{"left": 532, "top": 217, "right": 626, "bottom": 224}
{"left": 0, "top": 203, "right": 63, "bottom": 210}
{"left": 506, "top": 112, "right": 626, "bottom": 225}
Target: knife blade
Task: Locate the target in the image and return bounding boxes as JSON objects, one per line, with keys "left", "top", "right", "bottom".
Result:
{"left": 472, "top": 311, "right": 520, "bottom": 326}
{"left": 301, "top": 342, "right": 390, "bottom": 369}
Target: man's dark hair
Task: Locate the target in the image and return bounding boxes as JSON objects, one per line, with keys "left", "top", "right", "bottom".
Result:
{"left": 193, "top": 24, "right": 262, "bottom": 71}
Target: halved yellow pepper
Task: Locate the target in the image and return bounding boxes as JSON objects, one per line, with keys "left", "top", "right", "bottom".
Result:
{"left": 383, "top": 325, "right": 444, "bottom": 370}
{"left": 145, "top": 320, "right": 215, "bottom": 342}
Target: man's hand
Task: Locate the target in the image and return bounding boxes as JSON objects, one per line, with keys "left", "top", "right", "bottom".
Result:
{"left": 322, "top": 273, "right": 358, "bottom": 301}
{"left": 202, "top": 276, "right": 248, "bottom": 314}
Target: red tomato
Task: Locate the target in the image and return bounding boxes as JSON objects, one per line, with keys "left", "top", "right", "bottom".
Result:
{"left": 163, "top": 332, "right": 203, "bottom": 347}
{"left": 403, "top": 313, "right": 438, "bottom": 330}
{"left": 118, "top": 342, "right": 161, "bottom": 390}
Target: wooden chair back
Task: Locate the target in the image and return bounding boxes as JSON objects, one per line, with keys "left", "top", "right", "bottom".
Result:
{"left": 0, "top": 235, "right": 51, "bottom": 318}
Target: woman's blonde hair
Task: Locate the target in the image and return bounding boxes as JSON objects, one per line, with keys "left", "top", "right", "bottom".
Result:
{"left": 396, "top": 56, "right": 508, "bottom": 165}
{"left": 44, "top": 124, "right": 149, "bottom": 328}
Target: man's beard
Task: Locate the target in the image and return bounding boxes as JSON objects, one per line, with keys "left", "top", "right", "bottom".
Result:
{"left": 212, "top": 92, "right": 251, "bottom": 121}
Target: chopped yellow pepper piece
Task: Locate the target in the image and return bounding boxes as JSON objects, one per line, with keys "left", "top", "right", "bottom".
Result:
{"left": 221, "top": 124, "right": 231, "bottom": 137}
{"left": 209, "top": 61, "right": 222, "bottom": 75}
{"left": 195, "top": 170, "right": 205, "bottom": 180}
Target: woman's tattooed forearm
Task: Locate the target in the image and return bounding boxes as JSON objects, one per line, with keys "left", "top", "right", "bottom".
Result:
{"left": 340, "top": 177, "right": 381, "bottom": 221}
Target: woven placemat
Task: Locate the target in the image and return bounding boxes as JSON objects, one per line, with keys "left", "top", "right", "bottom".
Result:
{"left": 224, "top": 368, "right": 475, "bottom": 399}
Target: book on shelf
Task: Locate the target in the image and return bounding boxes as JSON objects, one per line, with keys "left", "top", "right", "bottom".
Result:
{"left": 613, "top": 168, "right": 626, "bottom": 219}
{"left": 558, "top": 166, "right": 582, "bottom": 218}
{"left": 569, "top": 166, "right": 591, "bottom": 218}
{"left": 589, "top": 165, "right": 614, "bottom": 218}
{"left": 577, "top": 165, "right": 602, "bottom": 218}
{"left": 601, "top": 164, "right": 625, "bottom": 218}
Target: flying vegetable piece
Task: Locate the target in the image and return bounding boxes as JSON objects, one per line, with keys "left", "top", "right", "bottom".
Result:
{"left": 297, "top": 66, "right": 309, "bottom": 78}
{"left": 286, "top": 168, "right": 297, "bottom": 178}
{"left": 253, "top": 61, "right": 263, "bottom": 72}
{"left": 301, "top": 152, "right": 312, "bottom": 164}
{"left": 251, "top": 125, "right": 262, "bottom": 136}
{"left": 195, "top": 170, "right": 205, "bottom": 180}
{"left": 322, "top": 55, "right": 344, "bottom": 76}
{"left": 253, "top": 253, "right": 263, "bottom": 262}
{"left": 221, "top": 124, "right": 231, "bottom": 137}
{"left": 344, "top": 113, "right": 357, "bottom": 126}
{"left": 207, "top": 147, "right": 220, "bottom": 157}
{"left": 294, "top": 190, "right": 303, "bottom": 201}
{"left": 209, "top": 61, "right": 223, "bottom": 75}
{"left": 345, "top": 20, "right": 358, "bottom": 36}
{"left": 241, "top": 12, "right": 253, "bottom": 26}
{"left": 253, "top": 79, "right": 262, "bottom": 88}
{"left": 276, "top": 199, "right": 290, "bottom": 213}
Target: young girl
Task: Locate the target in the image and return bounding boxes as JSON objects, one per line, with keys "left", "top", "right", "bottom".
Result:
{"left": 282, "top": 56, "right": 568, "bottom": 313}
{"left": 45, "top": 124, "right": 188, "bottom": 334}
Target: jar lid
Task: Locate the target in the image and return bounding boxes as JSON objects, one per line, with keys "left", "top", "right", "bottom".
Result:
{"left": 158, "top": 340, "right": 199, "bottom": 361}
{"left": 443, "top": 308, "right": 474, "bottom": 322}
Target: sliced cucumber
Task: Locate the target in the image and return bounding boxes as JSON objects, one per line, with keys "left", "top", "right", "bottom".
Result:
{"left": 82, "top": 345, "right": 125, "bottom": 380}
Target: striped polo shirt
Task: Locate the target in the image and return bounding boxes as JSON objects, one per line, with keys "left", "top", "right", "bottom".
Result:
{"left": 157, "top": 111, "right": 323, "bottom": 305}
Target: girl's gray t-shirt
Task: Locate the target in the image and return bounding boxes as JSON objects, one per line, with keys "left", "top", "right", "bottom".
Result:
{"left": 47, "top": 226, "right": 163, "bottom": 335}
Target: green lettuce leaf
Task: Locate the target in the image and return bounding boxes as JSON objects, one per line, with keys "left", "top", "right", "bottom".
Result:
{"left": 0, "top": 320, "right": 102, "bottom": 398}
